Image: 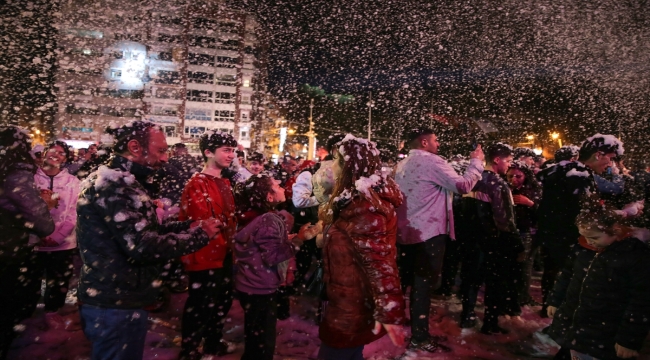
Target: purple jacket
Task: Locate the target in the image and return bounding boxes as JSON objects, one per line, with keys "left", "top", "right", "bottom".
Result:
{"left": 234, "top": 212, "right": 296, "bottom": 295}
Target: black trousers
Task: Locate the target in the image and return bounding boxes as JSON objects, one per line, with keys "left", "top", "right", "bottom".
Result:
{"left": 238, "top": 291, "right": 277, "bottom": 360}
{"left": 294, "top": 239, "right": 320, "bottom": 289}
{"left": 400, "top": 235, "right": 447, "bottom": 342}
{"left": 0, "top": 252, "right": 41, "bottom": 360}
{"left": 540, "top": 246, "right": 569, "bottom": 311}
{"left": 438, "top": 236, "right": 462, "bottom": 295}
{"left": 482, "top": 250, "right": 521, "bottom": 327}
{"left": 517, "top": 233, "right": 536, "bottom": 305}
{"left": 35, "top": 249, "right": 75, "bottom": 312}
{"left": 459, "top": 239, "right": 484, "bottom": 318}
{"left": 180, "top": 254, "right": 234, "bottom": 359}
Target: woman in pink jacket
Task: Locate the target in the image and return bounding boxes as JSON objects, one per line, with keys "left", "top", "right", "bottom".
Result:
{"left": 30, "top": 141, "right": 81, "bottom": 325}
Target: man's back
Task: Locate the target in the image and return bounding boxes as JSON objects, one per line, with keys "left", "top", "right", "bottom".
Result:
{"left": 537, "top": 161, "right": 597, "bottom": 239}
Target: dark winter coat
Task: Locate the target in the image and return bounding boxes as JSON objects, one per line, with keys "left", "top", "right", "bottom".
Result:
{"left": 460, "top": 170, "right": 524, "bottom": 255}
{"left": 547, "top": 238, "right": 650, "bottom": 360}
{"left": 512, "top": 185, "right": 542, "bottom": 232}
{"left": 319, "top": 178, "right": 406, "bottom": 349}
{"left": 536, "top": 161, "right": 598, "bottom": 253}
{"left": 0, "top": 163, "right": 55, "bottom": 265}
{"left": 234, "top": 212, "right": 296, "bottom": 295}
{"left": 76, "top": 156, "right": 211, "bottom": 309}
{"left": 154, "top": 154, "right": 201, "bottom": 205}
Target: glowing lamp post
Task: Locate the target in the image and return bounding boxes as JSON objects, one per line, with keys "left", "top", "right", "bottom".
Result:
{"left": 552, "top": 132, "right": 562, "bottom": 148}
{"left": 307, "top": 99, "right": 317, "bottom": 160}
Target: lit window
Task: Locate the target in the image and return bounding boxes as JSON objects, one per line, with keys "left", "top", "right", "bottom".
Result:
{"left": 243, "top": 79, "right": 250, "bottom": 87}
{"left": 185, "top": 108, "right": 212, "bottom": 121}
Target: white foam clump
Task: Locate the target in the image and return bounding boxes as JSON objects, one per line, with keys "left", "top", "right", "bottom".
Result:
{"left": 586, "top": 133, "right": 625, "bottom": 155}
{"left": 337, "top": 133, "right": 381, "bottom": 157}
{"left": 355, "top": 174, "right": 382, "bottom": 198}
{"left": 93, "top": 165, "right": 136, "bottom": 190}
{"left": 567, "top": 168, "right": 590, "bottom": 178}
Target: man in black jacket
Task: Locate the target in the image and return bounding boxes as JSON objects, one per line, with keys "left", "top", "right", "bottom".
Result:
{"left": 154, "top": 143, "right": 201, "bottom": 207}
{"left": 76, "top": 121, "right": 220, "bottom": 360}
{"left": 458, "top": 143, "right": 525, "bottom": 334}
{"left": 536, "top": 134, "right": 623, "bottom": 316}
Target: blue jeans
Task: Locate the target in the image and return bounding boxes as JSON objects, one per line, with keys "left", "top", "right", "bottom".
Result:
{"left": 80, "top": 305, "right": 148, "bottom": 360}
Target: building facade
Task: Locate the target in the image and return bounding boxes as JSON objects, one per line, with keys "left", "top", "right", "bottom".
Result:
{"left": 54, "top": 0, "right": 267, "bottom": 150}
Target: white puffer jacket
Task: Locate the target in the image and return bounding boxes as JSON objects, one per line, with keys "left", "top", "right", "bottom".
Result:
{"left": 32, "top": 167, "right": 81, "bottom": 251}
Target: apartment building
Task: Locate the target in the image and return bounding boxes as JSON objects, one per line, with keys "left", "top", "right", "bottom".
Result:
{"left": 54, "top": 0, "right": 266, "bottom": 150}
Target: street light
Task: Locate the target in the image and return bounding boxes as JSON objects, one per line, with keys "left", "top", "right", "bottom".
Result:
{"left": 551, "top": 132, "right": 562, "bottom": 147}
{"left": 367, "top": 91, "right": 375, "bottom": 141}
{"left": 306, "top": 98, "right": 317, "bottom": 160}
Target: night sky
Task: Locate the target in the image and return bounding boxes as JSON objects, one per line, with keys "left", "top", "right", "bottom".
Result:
{"left": 225, "top": 0, "right": 650, "bottom": 153}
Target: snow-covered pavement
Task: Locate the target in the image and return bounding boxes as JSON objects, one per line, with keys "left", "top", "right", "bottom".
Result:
{"left": 7, "top": 276, "right": 650, "bottom": 360}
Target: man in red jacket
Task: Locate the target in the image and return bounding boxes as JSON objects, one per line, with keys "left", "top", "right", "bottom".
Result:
{"left": 178, "top": 131, "right": 238, "bottom": 360}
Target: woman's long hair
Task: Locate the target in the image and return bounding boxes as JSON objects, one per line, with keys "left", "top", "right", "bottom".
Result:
{"left": 324, "top": 136, "right": 382, "bottom": 223}
{"left": 509, "top": 160, "right": 541, "bottom": 191}
{"left": 0, "top": 125, "right": 35, "bottom": 186}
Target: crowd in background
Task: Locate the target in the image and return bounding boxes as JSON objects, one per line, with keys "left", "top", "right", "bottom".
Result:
{"left": 1, "top": 121, "right": 649, "bottom": 360}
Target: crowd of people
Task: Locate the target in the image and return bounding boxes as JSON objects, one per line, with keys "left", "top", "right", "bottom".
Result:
{"left": 0, "top": 121, "right": 649, "bottom": 360}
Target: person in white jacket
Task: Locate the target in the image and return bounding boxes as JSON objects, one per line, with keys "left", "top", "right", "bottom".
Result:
{"left": 394, "top": 127, "right": 484, "bottom": 353}
{"left": 30, "top": 141, "right": 81, "bottom": 324}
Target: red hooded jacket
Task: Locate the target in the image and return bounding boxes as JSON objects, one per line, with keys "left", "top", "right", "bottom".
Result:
{"left": 179, "top": 173, "right": 236, "bottom": 271}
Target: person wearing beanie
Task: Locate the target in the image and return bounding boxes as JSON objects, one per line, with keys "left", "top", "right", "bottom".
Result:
{"left": 536, "top": 133, "right": 623, "bottom": 317}
{"left": 178, "top": 130, "right": 239, "bottom": 359}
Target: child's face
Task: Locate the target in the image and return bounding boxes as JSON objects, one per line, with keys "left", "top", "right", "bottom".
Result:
{"left": 579, "top": 226, "right": 618, "bottom": 248}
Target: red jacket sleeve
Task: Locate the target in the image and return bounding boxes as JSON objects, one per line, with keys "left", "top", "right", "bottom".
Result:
{"left": 345, "top": 198, "right": 406, "bottom": 325}
{"left": 179, "top": 177, "right": 213, "bottom": 222}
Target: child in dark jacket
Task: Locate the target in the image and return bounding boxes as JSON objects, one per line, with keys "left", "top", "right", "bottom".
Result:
{"left": 233, "top": 174, "right": 321, "bottom": 360}
{"left": 547, "top": 204, "right": 650, "bottom": 360}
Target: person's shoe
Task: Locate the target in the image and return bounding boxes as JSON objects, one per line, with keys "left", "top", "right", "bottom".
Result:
{"left": 202, "top": 339, "right": 236, "bottom": 357}
{"left": 480, "top": 324, "right": 509, "bottom": 335}
{"left": 460, "top": 316, "right": 478, "bottom": 329}
{"left": 407, "top": 337, "right": 452, "bottom": 353}
{"left": 214, "top": 339, "right": 236, "bottom": 356}
{"left": 459, "top": 312, "right": 478, "bottom": 329}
